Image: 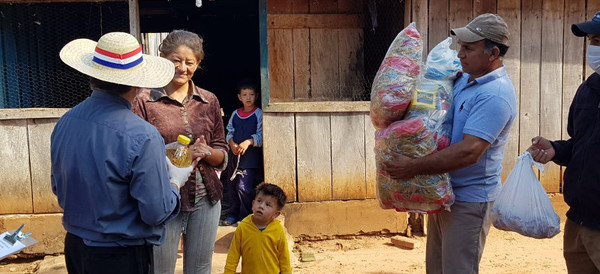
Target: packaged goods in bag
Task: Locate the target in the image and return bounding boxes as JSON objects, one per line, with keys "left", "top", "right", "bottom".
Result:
{"left": 374, "top": 37, "right": 460, "bottom": 214}
{"left": 370, "top": 22, "right": 423, "bottom": 130}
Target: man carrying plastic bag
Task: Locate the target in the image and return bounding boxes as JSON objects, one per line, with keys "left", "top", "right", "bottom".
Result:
{"left": 379, "top": 14, "right": 517, "bottom": 274}
{"left": 526, "top": 11, "right": 600, "bottom": 273}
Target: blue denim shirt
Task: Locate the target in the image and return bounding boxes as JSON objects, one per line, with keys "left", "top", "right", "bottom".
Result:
{"left": 449, "top": 66, "right": 517, "bottom": 202}
{"left": 51, "top": 91, "right": 180, "bottom": 247}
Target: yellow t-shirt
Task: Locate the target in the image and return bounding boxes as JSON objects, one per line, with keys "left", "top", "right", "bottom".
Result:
{"left": 224, "top": 215, "right": 291, "bottom": 274}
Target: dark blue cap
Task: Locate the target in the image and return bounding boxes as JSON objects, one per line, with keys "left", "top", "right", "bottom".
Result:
{"left": 572, "top": 11, "right": 600, "bottom": 36}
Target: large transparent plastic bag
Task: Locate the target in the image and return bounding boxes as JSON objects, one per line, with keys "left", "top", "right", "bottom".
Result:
{"left": 370, "top": 22, "right": 423, "bottom": 130}
{"left": 490, "top": 152, "right": 561, "bottom": 239}
{"left": 374, "top": 37, "right": 460, "bottom": 214}
{"left": 405, "top": 37, "right": 461, "bottom": 140}
{"left": 374, "top": 118, "right": 453, "bottom": 214}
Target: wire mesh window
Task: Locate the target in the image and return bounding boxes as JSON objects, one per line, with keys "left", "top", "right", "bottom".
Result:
{"left": 363, "top": 0, "right": 406, "bottom": 101}
{"left": 0, "top": 2, "right": 129, "bottom": 108}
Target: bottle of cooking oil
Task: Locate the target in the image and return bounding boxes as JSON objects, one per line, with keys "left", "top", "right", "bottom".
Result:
{"left": 166, "top": 135, "right": 193, "bottom": 168}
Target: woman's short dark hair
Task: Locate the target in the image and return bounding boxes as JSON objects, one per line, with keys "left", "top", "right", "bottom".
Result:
{"left": 89, "top": 77, "right": 131, "bottom": 95}
{"left": 484, "top": 39, "right": 509, "bottom": 57}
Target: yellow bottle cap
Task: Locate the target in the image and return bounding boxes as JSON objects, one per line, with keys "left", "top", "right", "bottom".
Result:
{"left": 177, "top": 135, "right": 191, "bottom": 145}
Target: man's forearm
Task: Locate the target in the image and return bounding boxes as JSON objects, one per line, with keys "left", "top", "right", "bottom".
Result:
{"left": 411, "top": 135, "right": 490, "bottom": 176}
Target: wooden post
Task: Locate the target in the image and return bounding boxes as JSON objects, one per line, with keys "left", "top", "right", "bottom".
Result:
{"left": 129, "top": 0, "right": 140, "bottom": 41}
{"left": 259, "top": 0, "right": 270, "bottom": 109}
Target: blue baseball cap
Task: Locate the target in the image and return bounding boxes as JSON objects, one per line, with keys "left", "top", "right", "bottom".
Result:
{"left": 572, "top": 11, "right": 600, "bottom": 36}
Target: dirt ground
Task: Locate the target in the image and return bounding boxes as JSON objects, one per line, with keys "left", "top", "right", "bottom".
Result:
{"left": 291, "top": 225, "right": 566, "bottom": 274}
{"left": 0, "top": 194, "right": 569, "bottom": 274}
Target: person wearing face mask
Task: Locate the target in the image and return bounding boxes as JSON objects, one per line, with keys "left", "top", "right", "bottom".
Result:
{"left": 526, "top": 11, "right": 600, "bottom": 273}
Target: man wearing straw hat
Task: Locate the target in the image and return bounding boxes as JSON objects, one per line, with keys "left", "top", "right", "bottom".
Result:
{"left": 51, "top": 32, "right": 192, "bottom": 274}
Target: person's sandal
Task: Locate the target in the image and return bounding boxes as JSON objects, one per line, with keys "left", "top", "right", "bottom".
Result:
{"left": 220, "top": 217, "right": 236, "bottom": 226}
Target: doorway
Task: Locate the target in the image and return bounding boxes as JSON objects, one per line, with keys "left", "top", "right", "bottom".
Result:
{"left": 139, "top": 0, "right": 260, "bottom": 121}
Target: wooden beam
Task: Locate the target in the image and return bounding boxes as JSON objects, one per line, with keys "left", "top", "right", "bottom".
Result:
{"left": 129, "top": 0, "right": 140, "bottom": 41}
{"left": 412, "top": 0, "right": 428, "bottom": 58}
{"left": 30, "top": 119, "right": 62, "bottom": 213}
{"left": 520, "top": 1, "right": 542, "bottom": 187}
{"left": 263, "top": 113, "right": 297, "bottom": 202}
{"left": 364, "top": 114, "right": 377, "bottom": 198}
{"left": 268, "top": 29, "right": 294, "bottom": 100}
{"left": 331, "top": 113, "right": 366, "bottom": 200}
{"left": 497, "top": 0, "right": 522, "bottom": 182}
{"left": 260, "top": 0, "right": 271, "bottom": 109}
{"left": 539, "top": 0, "right": 564, "bottom": 192}
{"left": 268, "top": 14, "right": 363, "bottom": 29}
{"left": 0, "top": 120, "right": 33, "bottom": 214}
{"left": 264, "top": 101, "right": 370, "bottom": 113}
{"left": 428, "top": 0, "right": 449, "bottom": 51}
{"left": 0, "top": 108, "right": 69, "bottom": 120}
{"left": 296, "top": 113, "right": 332, "bottom": 202}
{"left": 404, "top": 0, "right": 411, "bottom": 26}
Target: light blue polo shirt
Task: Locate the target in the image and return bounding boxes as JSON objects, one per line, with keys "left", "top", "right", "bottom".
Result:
{"left": 449, "top": 66, "right": 517, "bottom": 202}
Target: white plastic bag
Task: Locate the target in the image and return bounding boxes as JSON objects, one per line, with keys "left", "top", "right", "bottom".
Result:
{"left": 490, "top": 152, "right": 560, "bottom": 238}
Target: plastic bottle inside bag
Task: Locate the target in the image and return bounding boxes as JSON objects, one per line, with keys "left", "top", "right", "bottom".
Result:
{"left": 166, "top": 135, "right": 193, "bottom": 168}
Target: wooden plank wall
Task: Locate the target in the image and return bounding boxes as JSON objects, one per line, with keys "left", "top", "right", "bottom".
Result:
{"left": 264, "top": 0, "right": 600, "bottom": 201}
{"left": 267, "top": 0, "right": 364, "bottom": 101}
{"left": 0, "top": 118, "right": 60, "bottom": 214}
{"left": 264, "top": 111, "right": 376, "bottom": 202}
{"left": 265, "top": 0, "right": 373, "bottom": 202}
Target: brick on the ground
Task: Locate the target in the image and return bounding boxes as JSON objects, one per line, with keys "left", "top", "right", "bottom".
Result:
{"left": 391, "top": 235, "right": 421, "bottom": 249}
{"left": 300, "top": 251, "right": 316, "bottom": 262}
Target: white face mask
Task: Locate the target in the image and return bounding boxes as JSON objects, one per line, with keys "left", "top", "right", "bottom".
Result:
{"left": 587, "top": 44, "right": 600, "bottom": 74}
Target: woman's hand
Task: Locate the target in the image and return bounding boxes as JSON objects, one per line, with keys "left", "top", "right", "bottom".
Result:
{"left": 191, "top": 135, "right": 212, "bottom": 166}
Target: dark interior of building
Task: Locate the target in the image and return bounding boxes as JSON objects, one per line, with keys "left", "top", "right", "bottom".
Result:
{"left": 140, "top": 0, "right": 260, "bottom": 120}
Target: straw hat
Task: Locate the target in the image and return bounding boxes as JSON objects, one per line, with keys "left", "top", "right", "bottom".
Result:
{"left": 59, "top": 32, "right": 175, "bottom": 88}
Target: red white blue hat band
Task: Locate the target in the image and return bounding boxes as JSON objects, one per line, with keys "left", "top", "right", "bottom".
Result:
{"left": 93, "top": 45, "right": 143, "bottom": 69}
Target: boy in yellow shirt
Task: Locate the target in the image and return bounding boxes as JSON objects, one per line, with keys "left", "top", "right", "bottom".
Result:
{"left": 224, "top": 183, "right": 291, "bottom": 274}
